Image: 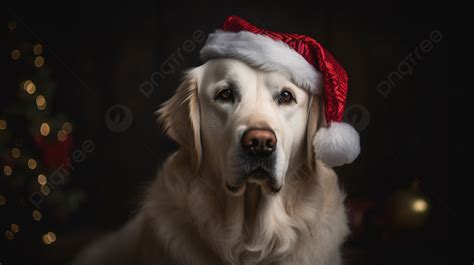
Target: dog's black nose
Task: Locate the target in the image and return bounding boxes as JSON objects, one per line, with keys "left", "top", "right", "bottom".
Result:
{"left": 241, "top": 129, "right": 276, "bottom": 156}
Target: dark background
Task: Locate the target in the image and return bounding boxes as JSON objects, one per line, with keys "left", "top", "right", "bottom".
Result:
{"left": 2, "top": 1, "right": 452, "bottom": 264}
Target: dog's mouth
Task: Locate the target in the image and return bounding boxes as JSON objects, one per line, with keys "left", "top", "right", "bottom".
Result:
{"left": 226, "top": 164, "right": 281, "bottom": 195}
{"left": 248, "top": 167, "right": 271, "bottom": 180}
{"left": 247, "top": 167, "right": 281, "bottom": 193}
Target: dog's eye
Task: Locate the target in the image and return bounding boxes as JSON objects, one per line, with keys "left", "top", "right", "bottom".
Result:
{"left": 215, "top": 88, "right": 234, "bottom": 102}
{"left": 278, "top": 90, "right": 296, "bottom": 105}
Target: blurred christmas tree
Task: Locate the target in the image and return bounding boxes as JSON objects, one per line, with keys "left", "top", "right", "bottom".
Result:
{"left": 1, "top": 19, "right": 85, "bottom": 253}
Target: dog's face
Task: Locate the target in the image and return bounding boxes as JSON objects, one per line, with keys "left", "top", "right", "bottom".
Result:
{"left": 159, "top": 58, "right": 320, "bottom": 196}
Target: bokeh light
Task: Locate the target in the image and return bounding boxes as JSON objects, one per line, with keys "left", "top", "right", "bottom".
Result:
{"left": 40, "top": 122, "right": 50, "bottom": 136}
{"left": 4, "top": 165, "right": 13, "bottom": 176}
{"left": 57, "top": 130, "right": 67, "bottom": 142}
{"left": 11, "top": 224, "right": 20, "bottom": 233}
{"left": 33, "top": 210, "right": 42, "bottom": 221}
{"left": 42, "top": 232, "right": 56, "bottom": 245}
{"left": 23, "top": 80, "right": 36, "bottom": 94}
{"left": 11, "top": 49, "right": 21, "bottom": 60}
{"left": 62, "top": 122, "right": 73, "bottom": 133}
{"left": 412, "top": 198, "right": 428, "bottom": 213}
{"left": 5, "top": 230, "right": 14, "bottom": 240}
{"left": 41, "top": 185, "right": 50, "bottom": 195}
{"left": 11, "top": 147, "right": 21, "bottom": 158}
{"left": 28, "top": 158, "right": 37, "bottom": 169}
{"left": 34, "top": 56, "right": 45, "bottom": 68}
{"left": 33, "top": 44, "right": 43, "bottom": 55}
{"left": 37, "top": 174, "right": 47, "bottom": 185}
{"left": 36, "top": 95, "right": 47, "bottom": 110}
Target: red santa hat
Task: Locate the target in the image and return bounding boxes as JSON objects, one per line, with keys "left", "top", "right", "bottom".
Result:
{"left": 200, "top": 16, "right": 360, "bottom": 166}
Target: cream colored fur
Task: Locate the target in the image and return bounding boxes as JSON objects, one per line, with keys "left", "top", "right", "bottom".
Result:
{"left": 72, "top": 59, "right": 349, "bottom": 265}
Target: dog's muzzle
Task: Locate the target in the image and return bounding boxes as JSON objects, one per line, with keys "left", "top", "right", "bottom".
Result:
{"left": 226, "top": 128, "right": 281, "bottom": 194}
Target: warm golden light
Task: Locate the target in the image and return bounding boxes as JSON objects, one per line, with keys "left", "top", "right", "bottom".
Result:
{"left": 24, "top": 80, "right": 36, "bottom": 94}
{"left": 11, "top": 224, "right": 20, "bottom": 233}
{"left": 37, "top": 174, "right": 47, "bottom": 185}
{"left": 4, "top": 165, "right": 12, "bottom": 176}
{"left": 57, "top": 130, "right": 67, "bottom": 142}
{"left": 40, "top": 123, "right": 50, "bottom": 136}
{"left": 34, "top": 56, "right": 45, "bottom": 68}
{"left": 41, "top": 185, "right": 50, "bottom": 195}
{"left": 62, "top": 122, "right": 72, "bottom": 133}
{"left": 42, "top": 232, "right": 56, "bottom": 245}
{"left": 11, "top": 49, "right": 21, "bottom": 60}
{"left": 33, "top": 44, "right": 43, "bottom": 55}
{"left": 0, "top": 195, "right": 6, "bottom": 205}
{"left": 38, "top": 103, "right": 47, "bottom": 110}
{"left": 0, "top": 120, "right": 7, "bottom": 130}
{"left": 33, "top": 210, "right": 42, "bottom": 221}
{"left": 11, "top": 147, "right": 21, "bottom": 158}
{"left": 412, "top": 198, "right": 428, "bottom": 213}
{"left": 26, "top": 85, "right": 36, "bottom": 94}
{"left": 36, "top": 95, "right": 47, "bottom": 110}
{"left": 28, "top": 158, "right": 37, "bottom": 169}
{"left": 5, "top": 230, "right": 14, "bottom": 240}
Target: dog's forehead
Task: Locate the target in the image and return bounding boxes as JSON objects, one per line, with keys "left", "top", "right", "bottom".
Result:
{"left": 201, "top": 58, "right": 295, "bottom": 89}
{"left": 264, "top": 72, "right": 294, "bottom": 89}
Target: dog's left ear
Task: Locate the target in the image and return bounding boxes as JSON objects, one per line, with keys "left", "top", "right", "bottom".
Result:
{"left": 305, "top": 95, "right": 322, "bottom": 172}
{"left": 157, "top": 71, "right": 202, "bottom": 171}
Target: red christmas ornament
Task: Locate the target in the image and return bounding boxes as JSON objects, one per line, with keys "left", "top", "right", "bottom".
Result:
{"left": 34, "top": 134, "right": 73, "bottom": 170}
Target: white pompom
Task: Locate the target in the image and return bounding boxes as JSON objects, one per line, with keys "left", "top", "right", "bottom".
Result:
{"left": 313, "top": 122, "right": 360, "bottom": 167}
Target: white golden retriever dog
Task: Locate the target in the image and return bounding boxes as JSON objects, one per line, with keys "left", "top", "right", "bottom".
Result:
{"left": 73, "top": 58, "right": 350, "bottom": 265}
{"left": 74, "top": 15, "right": 362, "bottom": 265}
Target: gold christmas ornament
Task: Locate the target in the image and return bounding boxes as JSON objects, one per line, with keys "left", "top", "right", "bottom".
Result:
{"left": 386, "top": 185, "right": 430, "bottom": 229}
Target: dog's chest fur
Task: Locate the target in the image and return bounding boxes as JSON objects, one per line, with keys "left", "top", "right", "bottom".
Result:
{"left": 144, "top": 151, "right": 349, "bottom": 265}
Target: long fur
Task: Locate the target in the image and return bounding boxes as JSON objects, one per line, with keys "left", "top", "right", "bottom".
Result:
{"left": 72, "top": 61, "right": 349, "bottom": 265}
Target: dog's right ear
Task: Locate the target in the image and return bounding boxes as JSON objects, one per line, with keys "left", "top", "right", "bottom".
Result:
{"left": 157, "top": 71, "right": 202, "bottom": 171}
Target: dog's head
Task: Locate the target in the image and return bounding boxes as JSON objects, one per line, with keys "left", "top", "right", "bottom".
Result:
{"left": 158, "top": 58, "right": 322, "bottom": 196}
